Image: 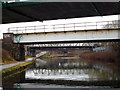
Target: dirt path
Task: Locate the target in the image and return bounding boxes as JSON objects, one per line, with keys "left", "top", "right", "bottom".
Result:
{"left": 0, "top": 62, "right": 25, "bottom": 71}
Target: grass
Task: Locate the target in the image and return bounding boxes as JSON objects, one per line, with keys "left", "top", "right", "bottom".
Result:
{"left": 2, "top": 48, "right": 17, "bottom": 64}
{"left": 40, "top": 55, "right": 53, "bottom": 58}
{"left": 25, "top": 56, "right": 33, "bottom": 59}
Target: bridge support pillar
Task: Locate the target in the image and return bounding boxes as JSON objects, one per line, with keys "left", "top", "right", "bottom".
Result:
{"left": 20, "top": 44, "right": 25, "bottom": 61}
{"left": 3, "top": 33, "right": 25, "bottom": 61}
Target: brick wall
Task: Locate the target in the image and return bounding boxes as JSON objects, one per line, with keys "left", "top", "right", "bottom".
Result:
{"left": 3, "top": 33, "right": 25, "bottom": 61}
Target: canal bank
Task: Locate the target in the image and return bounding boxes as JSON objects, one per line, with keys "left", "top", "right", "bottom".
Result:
{"left": 19, "top": 56, "right": 119, "bottom": 89}
{"left": 0, "top": 60, "right": 35, "bottom": 88}
{"left": 1, "top": 55, "right": 120, "bottom": 89}
{"left": 23, "top": 79, "right": 120, "bottom": 88}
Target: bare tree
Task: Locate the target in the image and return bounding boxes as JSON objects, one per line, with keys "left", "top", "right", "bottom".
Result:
{"left": 103, "top": 20, "right": 120, "bottom": 29}
{"left": 102, "top": 20, "right": 120, "bottom": 57}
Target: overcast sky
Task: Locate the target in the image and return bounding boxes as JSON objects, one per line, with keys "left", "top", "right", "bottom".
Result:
{"left": 0, "top": 15, "right": 118, "bottom": 39}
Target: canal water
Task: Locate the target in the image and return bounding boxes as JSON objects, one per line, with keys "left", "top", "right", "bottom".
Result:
{"left": 14, "top": 56, "right": 120, "bottom": 88}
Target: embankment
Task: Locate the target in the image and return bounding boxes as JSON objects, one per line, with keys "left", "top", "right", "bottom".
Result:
{"left": 2, "top": 48, "right": 17, "bottom": 64}
{"left": 1, "top": 61, "right": 34, "bottom": 88}
{"left": 81, "top": 51, "right": 119, "bottom": 63}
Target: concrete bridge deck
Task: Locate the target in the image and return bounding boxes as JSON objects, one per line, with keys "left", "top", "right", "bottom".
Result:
{"left": 12, "top": 28, "right": 120, "bottom": 44}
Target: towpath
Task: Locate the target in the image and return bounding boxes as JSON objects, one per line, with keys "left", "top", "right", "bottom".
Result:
{"left": 0, "top": 51, "right": 48, "bottom": 71}
{"left": 0, "top": 62, "right": 25, "bottom": 71}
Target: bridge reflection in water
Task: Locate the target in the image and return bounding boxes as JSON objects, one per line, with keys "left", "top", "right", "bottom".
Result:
{"left": 25, "top": 57, "right": 120, "bottom": 82}
{"left": 13, "top": 56, "right": 120, "bottom": 88}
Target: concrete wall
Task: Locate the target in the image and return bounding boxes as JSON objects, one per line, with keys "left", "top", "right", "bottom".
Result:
{"left": 13, "top": 29, "right": 120, "bottom": 44}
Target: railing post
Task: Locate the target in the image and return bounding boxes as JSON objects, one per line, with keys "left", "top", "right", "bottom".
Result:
{"left": 108, "top": 21, "right": 110, "bottom": 29}
{"left": 96, "top": 22, "right": 97, "bottom": 30}
{"left": 53, "top": 25, "right": 55, "bottom": 32}
{"left": 85, "top": 22, "right": 86, "bottom": 30}
{"left": 16, "top": 27, "right": 18, "bottom": 34}
{"left": 25, "top": 27, "right": 26, "bottom": 33}
{"left": 34, "top": 26, "right": 36, "bottom": 33}
{"left": 44, "top": 25, "right": 45, "bottom": 33}
{"left": 8, "top": 28, "right": 10, "bottom": 33}
{"left": 64, "top": 24, "right": 65, "bottom": 33}
{"left": 74, "top": 23, "right": 75, "bottom": 32}
{"left": 118, "top": 20, "right": 120, "bottom": 28}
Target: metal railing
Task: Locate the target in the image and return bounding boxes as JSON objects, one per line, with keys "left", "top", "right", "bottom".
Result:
{"left": 8, "top": 20, "right": 120, "bottom": 34}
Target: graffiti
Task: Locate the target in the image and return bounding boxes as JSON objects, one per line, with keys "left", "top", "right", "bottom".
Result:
{"left": 14, "top": 35, "right": 22, "bottom": 43}
{"left": 3, "top": 34, "right": 11, "bottom": 38}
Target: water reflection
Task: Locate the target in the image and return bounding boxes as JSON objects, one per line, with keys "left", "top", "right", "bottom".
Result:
{"left": 26, "top": 57, "right": 120, "bottom": 81}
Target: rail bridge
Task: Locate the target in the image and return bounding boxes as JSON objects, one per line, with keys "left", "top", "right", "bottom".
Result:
{"left": 3, "top": 20, "right": 120, "bottom": 60}
{"left": 2, "top": 2, "right": 120, "bottom": 88}
{"left": 6, "top": 20, "right": 120, "bottom": 44}
{"left": 2, "top": 2, "right": 120, "bottom": 61}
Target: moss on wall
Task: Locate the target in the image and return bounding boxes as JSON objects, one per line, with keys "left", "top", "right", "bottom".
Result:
{"left": 1, "top": 61, "right": 34, "bottom": 79}
{"left": 1, "top": 61, "right": 34, "bottom": 88}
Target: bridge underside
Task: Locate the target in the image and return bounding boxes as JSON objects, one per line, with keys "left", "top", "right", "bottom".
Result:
{"left": 17, "top": 39, "right": 120, "bottom": 45}
{"left": 2, "top": 2, "right": 119, "bottom": 24}
{"left": 13, "top": 29, "right": 120, "bottom": 45}
{"left": 29, "top": 46, "right": 94, "bottom": 49}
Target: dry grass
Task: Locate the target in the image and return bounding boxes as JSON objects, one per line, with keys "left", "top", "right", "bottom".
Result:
{"left": 81, "top": 51, "right": 118, "bottom": 63}
{"left": 2, "top": 48, "right": 17, "bottom": 64}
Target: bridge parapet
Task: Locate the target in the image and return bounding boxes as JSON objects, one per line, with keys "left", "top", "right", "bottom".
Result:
{"left": 8, "top": 20, "right": 120, "bottom": 34}
{"left": 5, "top": 20, "right": 120, "bottom": 44}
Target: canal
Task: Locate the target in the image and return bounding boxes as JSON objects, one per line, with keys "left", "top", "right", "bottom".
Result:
{"left": 13, "top": 56, "right": 120, "bottom": 89}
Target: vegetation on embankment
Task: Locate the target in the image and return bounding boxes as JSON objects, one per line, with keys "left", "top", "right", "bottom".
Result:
{"left": 1, "top": 60, "right": 35, "bottom": 88}
{"left": 40, "top": 52, "right": 53, "bottom": 58}
{"left": 2, "top": 48, "right": 17, "bottom": 64}
{"left": 40, "top": 49, "right": 89, "bottom": 58}
{"left": 0, "top": 48, "right": 2, "bottom": 64}
{"left": 0, "top": 61, "right": 34, "bottom": 78}
{"left": 25, "top": 56, "right": 33, "bottom": 59}
{"left": 81, "top": 51, "right": 119, "bottom": 63}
